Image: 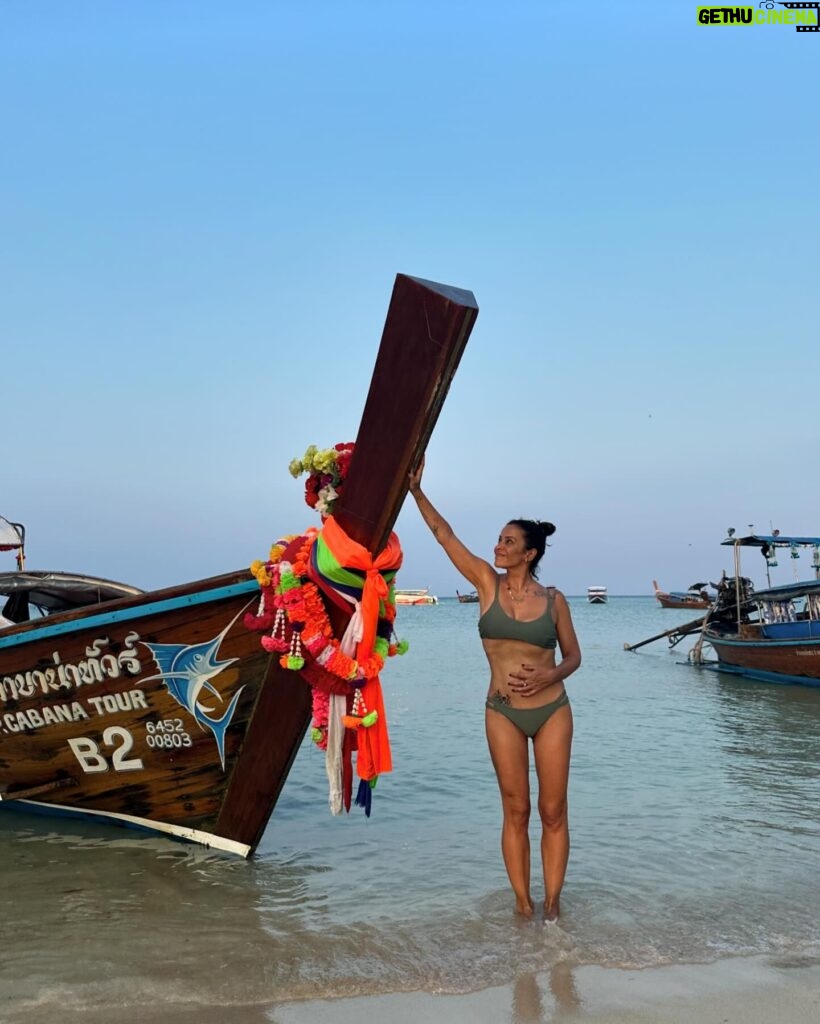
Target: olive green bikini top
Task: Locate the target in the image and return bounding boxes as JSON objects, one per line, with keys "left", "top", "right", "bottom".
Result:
{"left": 477, "top": 577, "right": 557, "bottom": 649}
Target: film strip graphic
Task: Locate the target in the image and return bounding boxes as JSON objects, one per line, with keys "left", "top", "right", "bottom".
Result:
{"left": 775, "top": 2, "right": 820, "bottom": 31}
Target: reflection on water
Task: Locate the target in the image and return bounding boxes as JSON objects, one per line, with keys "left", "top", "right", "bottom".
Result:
{"left": 0, "top": 817, "right": 284, "bottom": 1013}
{"left": 709, "top": 678, "right": 820, "bottom": 839}
{"left": 512, "top": 972, "right": 545, "bottom": 1022}
{"left": 511, "top": 962, "right": 581, "bottom": 1023}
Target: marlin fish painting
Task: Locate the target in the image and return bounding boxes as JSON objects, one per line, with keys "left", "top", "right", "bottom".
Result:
{"left": 0, "top": 272, "right": 478, "bottom": 855}
{"left": 140, "top": 615, "right": 245, "bottom": 770}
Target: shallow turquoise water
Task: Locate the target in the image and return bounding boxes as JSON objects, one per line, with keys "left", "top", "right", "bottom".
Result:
{"left": 1, "top": 597, "right": 818, "bottom": 1014}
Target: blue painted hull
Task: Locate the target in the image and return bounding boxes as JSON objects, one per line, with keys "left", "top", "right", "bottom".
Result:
{"left": 703, "top": 628, "right": 820, "bottom": 688}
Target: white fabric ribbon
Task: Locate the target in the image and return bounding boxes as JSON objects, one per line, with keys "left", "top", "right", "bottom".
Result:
{"left": 325, "top": 693, "right": 346, "bottom": 815}
{"left": 325, "top": 594, "right": 362, "bottom": 814}
{"left": 339, "top": 601, "right": 363, "bottom": 656}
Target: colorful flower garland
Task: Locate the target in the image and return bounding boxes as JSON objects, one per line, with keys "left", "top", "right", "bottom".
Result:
{"left": 245, "top": 530, "right": 408, "bottom": 750}
{"left": 246, "top": 441, "right": 407, "bottom": 816}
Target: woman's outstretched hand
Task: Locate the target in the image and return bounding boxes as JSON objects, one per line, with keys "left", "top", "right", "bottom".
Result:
{"left": 408, "top": 454, "right": 425, "bottom": 495}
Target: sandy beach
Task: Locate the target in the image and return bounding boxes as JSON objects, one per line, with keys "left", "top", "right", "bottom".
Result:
{"left": 269, "top": 954, "right": 820, "bottom": 1024}
{"left": 10, "top": 953, "right": 817, "bottom": 1024}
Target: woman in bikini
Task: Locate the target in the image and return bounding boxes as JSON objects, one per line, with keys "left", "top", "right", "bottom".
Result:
{"left": 408, "top": 458, "right": 581, "bottom": 921}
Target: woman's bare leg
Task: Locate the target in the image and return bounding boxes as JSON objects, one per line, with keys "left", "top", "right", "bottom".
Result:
{"left": 533, "top": 702, "right": 573, "bottom": 920}
{"left": 485, "top": 707, "right": 533, "bottom": 916}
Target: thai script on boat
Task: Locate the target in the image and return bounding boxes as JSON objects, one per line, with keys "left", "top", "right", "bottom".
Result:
{"left": 0, "top": 632, "right": 143, "bottom": 704}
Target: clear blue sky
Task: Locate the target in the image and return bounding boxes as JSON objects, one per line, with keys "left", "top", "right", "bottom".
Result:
{"left": 3, "top": 2, "right": 817, "bottom": 597}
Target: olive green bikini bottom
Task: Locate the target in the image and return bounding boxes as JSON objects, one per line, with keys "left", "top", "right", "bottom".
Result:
{"left": 485, "top": 690, "right": 570, "bottom": 739}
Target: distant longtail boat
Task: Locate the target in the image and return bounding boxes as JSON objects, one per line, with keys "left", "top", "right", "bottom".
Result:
{"left": 653, "top": 580, "right": 712, "bottom": 610}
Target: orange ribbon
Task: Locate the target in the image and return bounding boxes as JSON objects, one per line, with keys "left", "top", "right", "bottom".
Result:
{"left": 318, "top": 516, "right": 403, "bottom": 661}
{"left": 316, "top": 516, "right": 403, "bottom": 781}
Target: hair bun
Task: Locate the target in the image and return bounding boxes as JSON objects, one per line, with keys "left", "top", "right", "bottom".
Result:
{"left": 540, "top": 520, "right": 556, "bottom": 538}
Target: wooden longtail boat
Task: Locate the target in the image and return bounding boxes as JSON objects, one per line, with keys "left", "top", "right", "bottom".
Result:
{"left": 652, "top": 580, "right": 712, "bottom": 610}
{"left": 456, "top": 590, "right": 479, "bottom": 604}
{"left": 0, "top": 274, "right": 478, "bottom": 855}
{"left": 691, "top": 533, "right": 820, "bottom": 687}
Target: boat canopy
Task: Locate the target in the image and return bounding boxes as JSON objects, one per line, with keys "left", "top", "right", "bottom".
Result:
{"left": 0, "top": 570, "right": 143, "bottom": 622}
{"left": 748, "top": 579, "right": 820, "bottom": 602}
{"left": 722, "top": 534, "right": 820, "bottom": 548}
{"left": 0, "top": 516, "right": 24, "bottom": 551}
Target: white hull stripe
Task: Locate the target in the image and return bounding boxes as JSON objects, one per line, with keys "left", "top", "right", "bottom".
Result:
{"left": 1, "top": 797, "right": 252, "bottom": 857}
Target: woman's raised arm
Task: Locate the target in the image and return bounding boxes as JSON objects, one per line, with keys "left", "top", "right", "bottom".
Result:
{"left": 408, "top": 457, "right": 495, "bottom": 593}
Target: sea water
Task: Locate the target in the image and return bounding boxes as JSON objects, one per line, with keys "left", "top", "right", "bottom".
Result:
{"left": 1, "top": 597, "right": 818, "bottom": 1017}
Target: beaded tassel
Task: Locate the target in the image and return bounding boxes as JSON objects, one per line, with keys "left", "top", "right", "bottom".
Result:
{"left": 342, "top": 688, "right": 378, "bottom": 729}
{"left": 270, "top": 607, "right": 287, "bottom": 643}
{"left": 282, "top": 624, "right": 305, "bottom": 670}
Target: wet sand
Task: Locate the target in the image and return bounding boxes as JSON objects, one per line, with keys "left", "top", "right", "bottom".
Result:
{"left": 8, "top": 953, "right": 817, "bottom": 1024}
{"left": 270, "top": 954, "right": 820, "bottom": 1024}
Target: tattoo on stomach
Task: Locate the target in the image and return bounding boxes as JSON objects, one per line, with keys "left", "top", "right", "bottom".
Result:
{"left": 492, "top": 689, "right": 511, "bottom": 705}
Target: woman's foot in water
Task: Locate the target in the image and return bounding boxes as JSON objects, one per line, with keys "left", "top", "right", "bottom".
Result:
{"left": 515, "top": 899, "right": 535, "bottom": 919}
{"left": 543, "top": 897, "right": 560, "bottom": 923}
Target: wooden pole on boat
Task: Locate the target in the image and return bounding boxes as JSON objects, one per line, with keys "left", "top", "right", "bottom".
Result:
{"left": 688, "top": 611, "right": 712, "bottom": 665}
{"left": 334, "top": 274, "right": 478, "bottom": 554}
{"left": 623, "top": 614, "right": 708, "bottom": 652}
